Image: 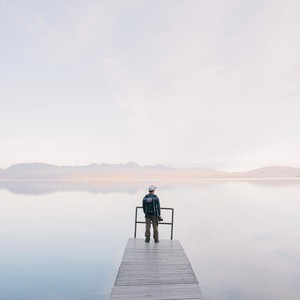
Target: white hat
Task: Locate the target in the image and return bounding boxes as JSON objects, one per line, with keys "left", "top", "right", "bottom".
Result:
{"left": 148, "top": 185, "right": 157, "bottom": 192}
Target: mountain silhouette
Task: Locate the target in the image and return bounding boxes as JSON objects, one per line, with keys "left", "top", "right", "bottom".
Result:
{"left": 0, "top": 162, "right": 300, "bottom": 180}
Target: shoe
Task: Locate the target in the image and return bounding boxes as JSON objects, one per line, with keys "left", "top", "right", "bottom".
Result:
{"left": 155, "top": 240, "right": 159, "bottom": 243}
{"left": 145, "top": 238, "right": 150, "bottom": 243}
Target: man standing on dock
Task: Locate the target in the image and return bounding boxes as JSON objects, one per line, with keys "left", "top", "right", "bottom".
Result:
{"left": 143, "top": 185, "right": 161, "bottom": 243}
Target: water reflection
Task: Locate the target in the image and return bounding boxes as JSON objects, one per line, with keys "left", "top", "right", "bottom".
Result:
{"left": 0, "top": 180, "right": 300, "bottom": 300}
{"left": 1, "top": 179, "right": 299, "bottom": 195}
{"left": 0, "top": 180, "right": 147, "bottom": 195}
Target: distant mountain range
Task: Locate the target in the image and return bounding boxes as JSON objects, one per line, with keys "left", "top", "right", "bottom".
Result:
{"left": 0, "top": 162, "right": 300, "bottom": 179}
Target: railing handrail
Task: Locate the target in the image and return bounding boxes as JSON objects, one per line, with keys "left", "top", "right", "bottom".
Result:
{"left": 134, "top": 206, "right": 175, "bottom": 240}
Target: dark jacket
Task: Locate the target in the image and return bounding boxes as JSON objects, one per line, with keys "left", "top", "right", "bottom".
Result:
{"left": 143, "top": 193, "right": 160, "bottom": 217}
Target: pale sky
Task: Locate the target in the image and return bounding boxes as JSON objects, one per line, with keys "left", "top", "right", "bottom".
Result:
{"left": 1, "top": 0, "right": 300, "bottom": 170}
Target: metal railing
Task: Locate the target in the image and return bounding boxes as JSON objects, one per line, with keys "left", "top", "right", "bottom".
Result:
{"left": 134, "top": 206, "right": 175, "bottom": 240}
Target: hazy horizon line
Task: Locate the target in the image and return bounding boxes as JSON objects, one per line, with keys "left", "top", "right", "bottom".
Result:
{"left": 1, "top": 161, "right": 300, "bottom": 173}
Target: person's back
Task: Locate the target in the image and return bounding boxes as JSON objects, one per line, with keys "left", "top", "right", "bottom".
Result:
{"left": 143, "top": 193, "right": 159, "bottom": 216}
{"left": 143, "top": 185, "right": 161, "bottom": 243}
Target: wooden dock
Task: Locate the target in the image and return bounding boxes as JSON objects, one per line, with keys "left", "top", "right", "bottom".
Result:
{"left": 109, "top": 238, "right": 204, "bottom": 300}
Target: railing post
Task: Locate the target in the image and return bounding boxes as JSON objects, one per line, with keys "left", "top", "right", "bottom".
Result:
{"left": 134, "top": 206, "right": 138, "bottom": 238}
{"left": 171, "top": 208, "right": 174, "bottom": 240}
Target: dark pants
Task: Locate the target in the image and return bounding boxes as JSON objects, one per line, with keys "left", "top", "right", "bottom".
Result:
{"left": 145, "top": 216, "right": 159, "bottom": 241}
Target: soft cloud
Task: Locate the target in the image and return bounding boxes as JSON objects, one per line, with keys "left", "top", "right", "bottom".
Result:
{"left": 1, "top": 0, "right": 300, "bottom": 169}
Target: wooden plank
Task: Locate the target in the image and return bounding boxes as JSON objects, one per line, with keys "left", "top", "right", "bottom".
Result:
{"left": 109, "top": 238, "right": 204, "bottom": 300}
{"left": 109, "top": 284, "right": 203, "bottom": 299}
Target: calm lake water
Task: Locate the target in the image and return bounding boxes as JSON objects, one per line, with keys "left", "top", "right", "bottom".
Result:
{"left": 0, "top": 179, "right": 300, "bottom": 300}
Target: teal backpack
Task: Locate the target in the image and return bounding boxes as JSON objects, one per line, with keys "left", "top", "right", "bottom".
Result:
{"left": 145, "top": 195, "right": 157, "bottom": 215}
